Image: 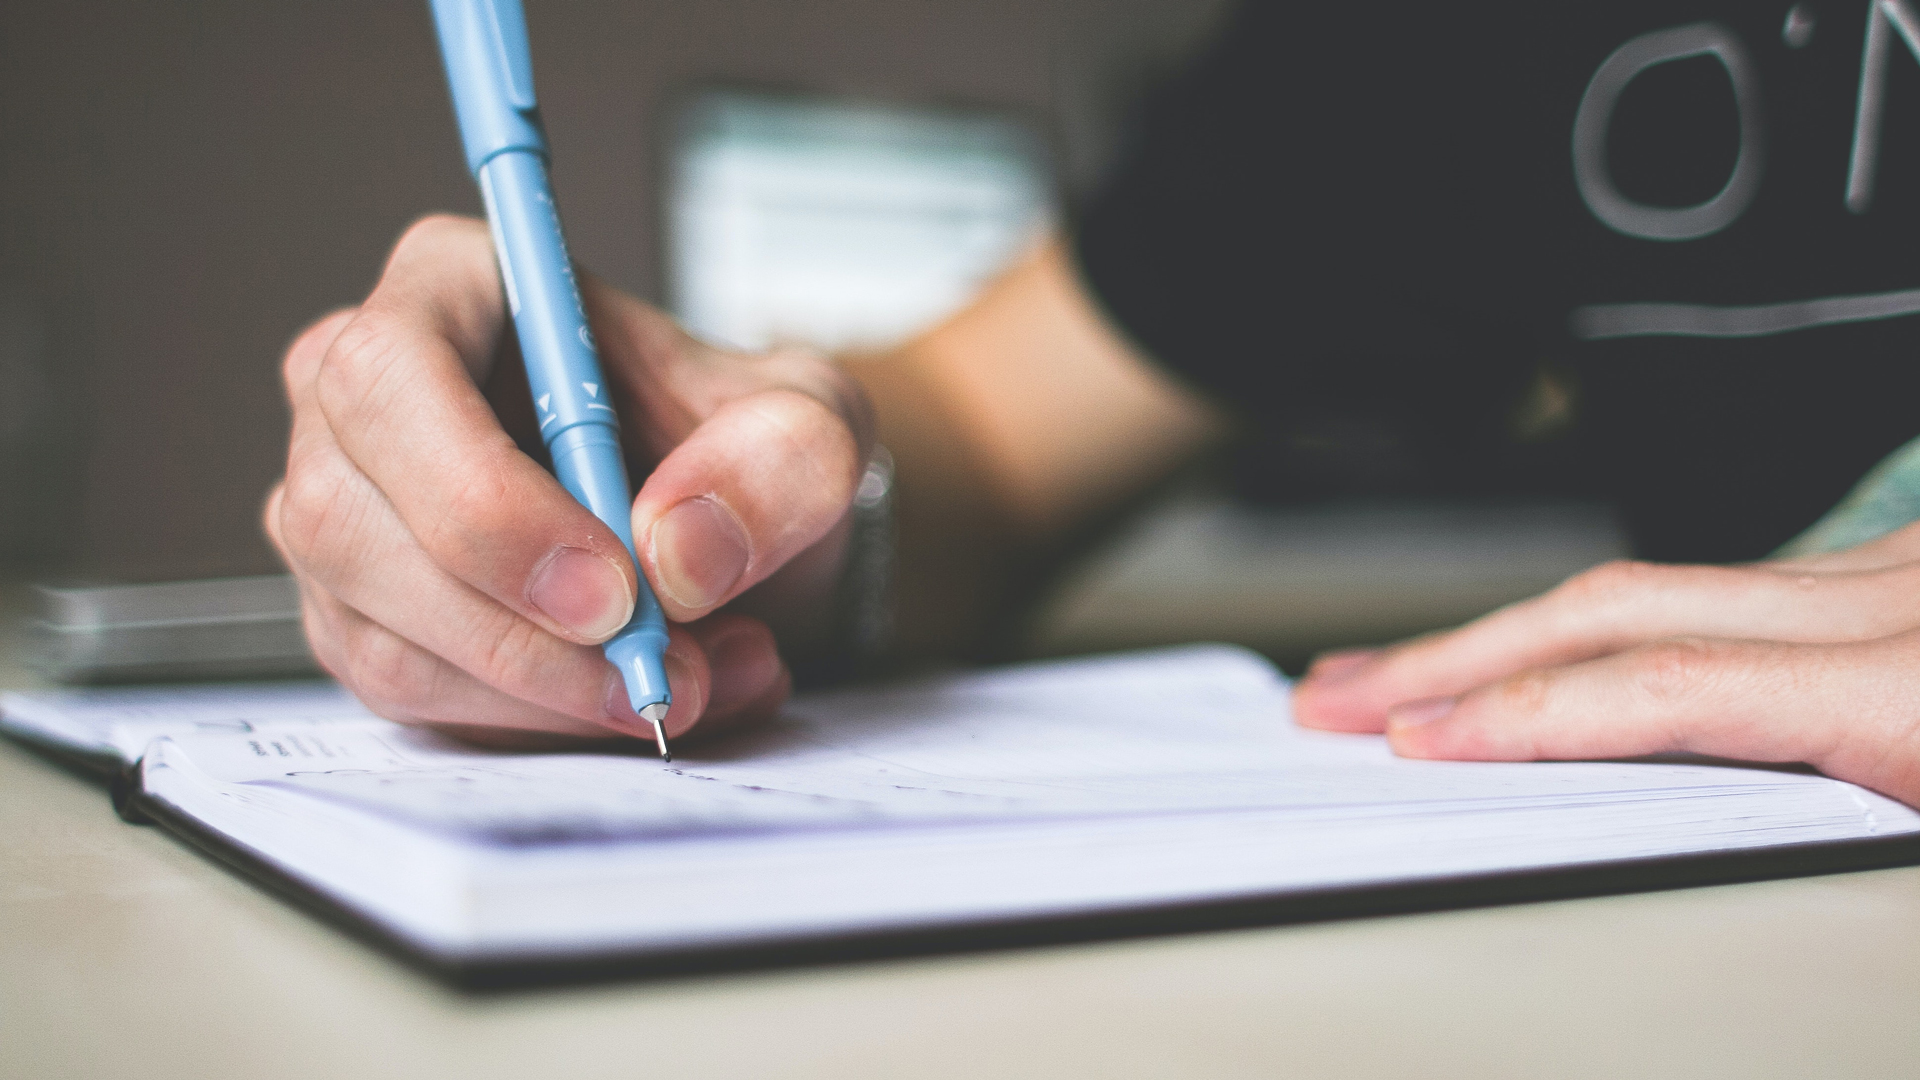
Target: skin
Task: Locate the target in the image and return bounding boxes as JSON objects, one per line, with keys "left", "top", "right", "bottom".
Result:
{"left": 268, "top": 218, "right": 1216, "bottom": 749}
{"left": 1293, "top": 532, "right": 1920, "bottom": 807}
{"left": 271, "top": 217, "right": 1920, "bottom": 809}
{"left": 841, "top": 235, "right": 1225, "bottom": 659}
{"left": 268, "top": 215, "right": 870, "bottom": 744}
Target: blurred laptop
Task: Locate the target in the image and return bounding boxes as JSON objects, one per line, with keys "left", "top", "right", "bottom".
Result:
{"left": 30, "top": 576, "right": 314, "bottom": 684}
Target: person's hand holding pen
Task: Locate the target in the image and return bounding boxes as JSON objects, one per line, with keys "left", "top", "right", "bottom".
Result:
{"left": 265, "top": 215, "right": 872, "bottom": 747}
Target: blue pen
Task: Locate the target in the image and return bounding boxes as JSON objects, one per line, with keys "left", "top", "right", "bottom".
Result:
{"left": 428, "top": 0, "right": 674, "bottom": 760}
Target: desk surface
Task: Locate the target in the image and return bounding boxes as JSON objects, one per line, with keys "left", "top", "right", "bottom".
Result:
{"left": 4, "top": 620, "right": 1920, "bottom": 1079}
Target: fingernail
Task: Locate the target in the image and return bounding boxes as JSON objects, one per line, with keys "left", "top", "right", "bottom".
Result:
{"left": 650, "top": 496, "right": 750, "bottom": 613}
{"left": 601, "top": 652, "right": 705, "bottom": 740}
{"left": 530, "top": 546, "right": 634, "bottom": 642}
{"left": 601, "top": 669, "right": 648, "bottom": 737}
{"left": 1387, "top": 696, "right": 1456, "bottom": 729}
{"left": 1304, "top": 649, "right": 1382, "bottom": 685}
{"left": 661, "top": 650, "right": 704, "bottom": 738}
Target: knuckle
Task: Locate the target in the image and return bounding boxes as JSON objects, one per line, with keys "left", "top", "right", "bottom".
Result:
{"left": 316, "top": 310, "right": 410, "bottom": 413}
{"left": 744, "top": 388, "right": 864, "bottom": 491}
{"left": 275, "top": 469, "right": 330, "bottom": 556}
{"left": 313, "top": 309, "right": 458, "bottom": 451}
{"left": 763, "top": 347, "right": 875, "bottom": 444}
{"left": 282, "top": 309, "right": 355, "bottom": 394}
{"left": 1558, "top": 559, "right": 1661, "bottom": 604}
{"left": 1629, "top": 638, "right": 1726, "bottom": 709}
{"left": 296, "top": 601, "right": 347, "bottom": 683}
{"left": 261, "top": 483, "right": 291, "bottom": 558}
{"left": 412, "top": 460, "right": 521, "bottom": 563}
{"left": 393, "top": 213, "right": 484, "bottom": 259}
{"left": 464, "top": 615, "right": 561, "bottom": 704}
{"left": 344, "top": 622, "right": 439, "bottom": 719}
{"left": 1489, "top": 668, "right": 1556, "bottom": 719}
{"left": 277, "top": 451, "right": 369, "bottom": 563}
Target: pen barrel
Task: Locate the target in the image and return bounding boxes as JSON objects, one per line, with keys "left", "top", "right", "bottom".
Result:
{"left": 428, "top": 0, "right": 545, "bottom": 172}
{"left": 479, "top": 150, "right": 672, "bottom": 703}
{"left": 477, "top": 152, "right": 609, "bottom": 446}
{"left": 552, "top": 425, "right": 671, "bottom": 699}
{"left": 548, "top": 425, "right": 639, "bottom": 559}
{"left": 435, "top": 1, "right": 671, "bottom": 714}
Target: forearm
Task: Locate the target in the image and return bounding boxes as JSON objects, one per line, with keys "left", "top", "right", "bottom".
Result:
{"left": 844, "top": 237, "right": 1227, "bottom": 662}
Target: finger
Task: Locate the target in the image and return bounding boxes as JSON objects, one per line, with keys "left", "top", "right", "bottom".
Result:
{"left": 683, "top": 614, "right": 791, "bottom": 738}
{"left": 275, "top": 418, "right": 643, "bottom": 729}
{"left": 262, "top": 481, "right": 295, "bottom": 579}
{"left": 285, "top": 550, "right": 346, "bottom": 683}
{"left": 1301, "top": 648, "right": 1383, "bottom": 683}
{"left": 289, "top": 567, "right": 602, "bottom": 735}
{"left": 320, "top": 595, "right": 615, "bottom": 737}
{"left": 419, "top": 724, "right": 644, "bottom": 753}
{"left": 583, "top": 281, "right": 871, "bottom": 624}
{"left": 312, "top": 215, "right": 640, "bottom": 647}
{"left": 1384, "top": 634, "right": 1920, "bottom": 806}
{"left": 279, "top": 308, "right": 359, "bottom": 411}
{"left": 283, "top": 378, "right": 729, "bottom": 743}
{"left": 632, "top": 388, "right": 866, "bottom": 621}
{"left": 296, "top": 579, "right": 715, "bottom": 742}
{"left": 583, "top": 278, "right": 873, "bottom": 463}
{"left": 1294, "top": 558, "right": 1920, "bottom": 734}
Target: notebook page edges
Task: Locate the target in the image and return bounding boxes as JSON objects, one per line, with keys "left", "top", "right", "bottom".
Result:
{"left": 130, "top": 645, "right": 1920, "bottom": 960}
{"left": 0, "top": 680, "right": 373, "bottom": 764}
{"left": 141, "top": 725, "right": 1912, "bottom": 960}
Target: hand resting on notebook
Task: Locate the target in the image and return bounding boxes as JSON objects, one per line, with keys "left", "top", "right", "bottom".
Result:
{"left": 264, "top": 215, "right": 873, "bottom": 744}
{"left": 1293, "top": 530, "right": 1920, "bottom": 807}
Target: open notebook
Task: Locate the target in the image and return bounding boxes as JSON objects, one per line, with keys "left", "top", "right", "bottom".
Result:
{"left": 6, "top": 645, "right": 1919, "bottom": 984}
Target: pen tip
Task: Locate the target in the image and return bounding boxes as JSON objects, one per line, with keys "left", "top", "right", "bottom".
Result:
{"left": 639, "top": 701, "right": 671, "bottom": 763}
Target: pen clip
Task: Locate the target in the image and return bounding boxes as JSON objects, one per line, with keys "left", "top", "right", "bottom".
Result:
{"left": 429, "top": 0, "right": 546, "bottom": 173}
{"left": 477, "top": 0, "right": 536, "bottom": 111}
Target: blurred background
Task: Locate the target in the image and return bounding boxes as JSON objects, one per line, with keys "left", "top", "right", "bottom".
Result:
{"left": 0, "top": 0, "right": 1623, "bottom": 675}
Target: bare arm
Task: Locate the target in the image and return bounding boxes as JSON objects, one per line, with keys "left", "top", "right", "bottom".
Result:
{"left": 846, "top": 236, "right": 1227, "bottom": 660}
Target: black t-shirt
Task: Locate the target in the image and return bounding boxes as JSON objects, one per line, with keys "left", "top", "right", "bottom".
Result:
{"left": 1077, "top": 1, "right": 1920, "bottom": 562}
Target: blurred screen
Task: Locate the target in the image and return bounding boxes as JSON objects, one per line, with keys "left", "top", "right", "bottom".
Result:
{"left": 666, "top": 90, "right": 1053, "bottom": 353}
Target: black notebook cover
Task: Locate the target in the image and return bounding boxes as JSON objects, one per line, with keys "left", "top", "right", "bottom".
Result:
{"left": 120, "top": 755, "right": 1920, "bottom": 991}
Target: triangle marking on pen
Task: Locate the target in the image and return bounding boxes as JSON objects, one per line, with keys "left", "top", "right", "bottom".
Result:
{"left": 583, "top": 382, "right": 599, "bottom": 398}
{"left": 537, "top": 394, "right": 551, "bottom": 412}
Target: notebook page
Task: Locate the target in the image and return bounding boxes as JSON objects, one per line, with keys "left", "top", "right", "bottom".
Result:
{"left": 133, "top": 644, "right": 1920, "bottom": 957}
{"left": 0, "top": 681, "right": 373, "bottom": 764}
{"left": 152, "top": 644, "right": 1920, "bottom": 844}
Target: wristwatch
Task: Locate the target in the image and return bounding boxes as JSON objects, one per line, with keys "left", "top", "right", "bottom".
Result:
{"left": 822, "top": 445, "right": 895, "bottom": 678}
